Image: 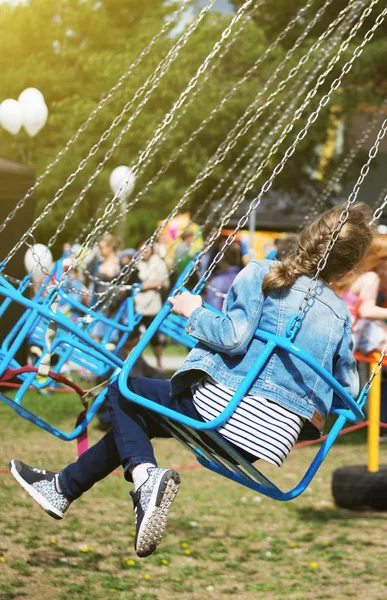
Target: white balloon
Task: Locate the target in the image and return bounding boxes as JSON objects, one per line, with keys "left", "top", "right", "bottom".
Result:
{"left": 109, "top": 166, "right": 136, "bottom": 201}
{"left": 24, "top": 244, "right": 53, "bottom": 283}
{"left": 0, "top": 99, "right": 23, "bottom": 135}
{"left": 18, "top": 87, "right": 45, "bottom": 107}
{"left": 21, "top": 99, "right": 48, "bottom": 137}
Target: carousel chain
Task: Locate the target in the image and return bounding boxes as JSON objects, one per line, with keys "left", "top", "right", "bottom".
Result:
{"left": 363, "top": 342, "right": 387, "bottom": 393}
{"left": 372, "top": 189, "right": 387, "bottom": 223}
{"left": 50, "top": 0, "right": 240, "bottom": 250}
{"left": 184, "top": 1, "right": 386, "bottom": 294}
{"left": 79, "top": 0, "right": 257, "bottom": 259}
{"left": 193, "top": 0, "right": 338, "bottom": 222}
{"left": 97, "top": 2, "right": 259, "bottom": 235}
{"left": 3, "top": 0, "right": 218, "bottom": 266}
{"left": 47, "top": 0, "right": 258, "bottom": 256}
{"left": 224, "top": 0, "right": 366, "bottom": 212}
{"left": 88, "top": 0, "right": 359, "bottom": 308}
{"left": 306, "top": 97, "right": 387, "bottom": 224}
{"left": 108, "top": 0, "right": 322, "bottom": 235}
{"left": 198, "top": 7, "right": 354, "bottom": 225}
{"left": 0, "top": 0, "right": 192, "bottom": 237}
{"left": 298, "top": 114, "right": 387, "bottom": 320}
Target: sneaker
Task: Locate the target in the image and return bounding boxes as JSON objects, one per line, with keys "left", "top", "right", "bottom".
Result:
{"left": 130, "top": 467, "right": 180, "bottom": 558}
{"left": 9, "top": 460, "right": 71, "bottom": 520}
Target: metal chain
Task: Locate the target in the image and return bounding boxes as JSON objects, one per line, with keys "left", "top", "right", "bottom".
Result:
{"left": 46, "top": 0, "right": 258, "bottom": 254}
{"left": 297, "top": 116, "right": 387, "bottom": 319}
{"left": 197, "top": 7, "right": 354, "bottom": 225}
{"left": 223, "top": 0, "right": 366, "bottom": 214}
{"left": 78, "top": 0, "right": 257, "bottom": 256}
{"left": 3, "top": 0, "right": 217, "bottom": 266}
{"left": 83, "top": 0, "right": 356, "bottom": 305}
{"left": 371, "top": 190, "right": 387, "bottom": 223}
{"left": 0, "top": 0, "right": 192, "bottom": 237}
{"left": 100, "top": 0, "right": 321, "bottom": 236}
{"left": 363, "top": 342, "right": 387, "bottom": 393}
{"left": 98, "top": 2, "right": 259, "bottom": 234}
{"left": 183, "top": 1, "right": 386, "bottom": 293}
{"left": 305, "top": 97, "right": 387, "bottom": 225}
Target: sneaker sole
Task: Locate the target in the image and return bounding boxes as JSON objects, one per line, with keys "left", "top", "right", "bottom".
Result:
{"left": 9, "top": 460, "right": 64, "bottom": 520}
{"left": 136, "top": 470, "right": 180, "bottom": 558}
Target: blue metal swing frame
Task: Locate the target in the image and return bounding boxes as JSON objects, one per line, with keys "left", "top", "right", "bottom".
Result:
{"left": 117, "top": 303, "right": 367, "bottom": 500}
{"left": 0, "top": 260, "right": 197, "bottom": 439}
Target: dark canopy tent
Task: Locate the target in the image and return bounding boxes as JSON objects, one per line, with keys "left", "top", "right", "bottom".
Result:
{"left": 0, "top": 156, "right": 36, "bottom": 363}
{"left": 0, "top": 156, "right": 36, "bottom": 268}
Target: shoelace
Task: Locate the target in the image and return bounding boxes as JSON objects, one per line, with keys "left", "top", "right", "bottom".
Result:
{"left": 32, "top": 468, "right": 47, "bottom": 475}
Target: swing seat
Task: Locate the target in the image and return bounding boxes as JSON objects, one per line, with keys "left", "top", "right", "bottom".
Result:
{"left": 0, "top": 259, "right": 196, "bottom": 438}
{"left": 0, "top": 274, "right": 124, "bottom": 437}
{"left": 117, "top": 302, "right": 367, "bottom": 500}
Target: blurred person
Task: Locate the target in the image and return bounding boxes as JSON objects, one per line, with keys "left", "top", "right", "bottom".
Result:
{"left": 90, "top": 233, "right": 122, "bottom": 342}
{"left": 266, "top": 237, "right": 281, "bottom": 260}
{"left": 333, "top": 234, "right": 387, "bottom": 353}
{"left": 204, "top": 244, "right": 241, "bottom": 311}
{"left": 276, "top": 234, "right": 298, "bottom": 262}
{"left": 173, "top": 227, "right": 195, "bottom": 274}
{"left": 135, "top": 241, "right": 169, "bottom": 370}
{"left": 59, "top": 267, "right": 88, "bottom": 321}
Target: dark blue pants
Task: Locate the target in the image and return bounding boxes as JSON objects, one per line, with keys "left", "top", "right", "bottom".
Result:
{"left": 59, "top": 377, "right": 202, "bottom": 500}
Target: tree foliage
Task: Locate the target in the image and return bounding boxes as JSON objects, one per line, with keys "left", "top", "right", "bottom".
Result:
{"left": 1, "top": 0, "right": 385, "bottom": 255}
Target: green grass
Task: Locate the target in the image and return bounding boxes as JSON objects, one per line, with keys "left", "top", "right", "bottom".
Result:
{"left": 1, "top": 384, "right": 387, "bottom": 600}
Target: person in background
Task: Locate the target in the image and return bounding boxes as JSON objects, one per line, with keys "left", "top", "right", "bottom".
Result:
{"left": 173, "top": 227, "right": 195, "bottom": 274}
{"left": 135, "top": 241, "right": 169, "bottom": 370}
{"left": 266, "top": 238, "right": 281, "bottom": 260}
{"left": 59, "top": 267, "right": 88, "bottom": 321}
{"left": 204, "top": 244, "right": 241, "bottom": 311}
{"left": 90, "top": 233, "right": 122, "bottom": 342}
{"left": 333, "top": 233, "right": 387, "bottom": 353}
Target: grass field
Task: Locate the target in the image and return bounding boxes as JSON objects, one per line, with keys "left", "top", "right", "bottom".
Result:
{"left": 1, "top": 384, "right": 387, "bottom": 600}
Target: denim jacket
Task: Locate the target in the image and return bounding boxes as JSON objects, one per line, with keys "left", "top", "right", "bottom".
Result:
{"left": 171, "top": 260, "right": 359, "bottom": 431}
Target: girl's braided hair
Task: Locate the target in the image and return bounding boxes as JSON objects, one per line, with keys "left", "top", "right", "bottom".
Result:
{"left": 262, "top": 202, "right": 374, "bottom": 294}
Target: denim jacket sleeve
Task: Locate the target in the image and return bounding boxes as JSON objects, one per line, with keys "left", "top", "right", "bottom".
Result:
{"left": 332, "top": 316, "right": 359, "bottom": 406}
{"left": 185, "top": 261, "right": 267, "bottom": 355}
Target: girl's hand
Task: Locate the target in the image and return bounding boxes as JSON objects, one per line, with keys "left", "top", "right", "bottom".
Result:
{"left": 168, "top": 292, "right": 203, "bottom": 319}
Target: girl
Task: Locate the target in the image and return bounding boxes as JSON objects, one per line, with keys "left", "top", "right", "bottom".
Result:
{"left": 333, "top": 233, "right": 387, "bottom": 353}
{"left": 10, "top": 203, "right": 373, "bottom": 559}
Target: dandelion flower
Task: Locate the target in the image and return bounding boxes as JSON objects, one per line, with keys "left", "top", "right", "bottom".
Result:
{"left": 144, "top": 574, "right": 151, "bottom": 580}
{"left": 175, "top": 577, "right": 181, "bottom": 582}
{"left": 110, "top": 589, "right": 117, "bottom": 593}
{"left": 309, "top": 562, "right": 318, "bottom": 569}
{"left": 50, "top": 538, "right": 56, "bottom": 544}
{"left": 184, "top": 549, "right": 191, "bottom": 556}
{"left": 126, "top": 559, "right": 135, "bottom": 566}
{"left": 161, "top": 559, "right": 169, "bottom": 565}
{"left": 180, "top": 542, "right": 189, "bottom": 549}
{"left": 0, "top": 557, "right": 5, "bottom": 563}
{"left": 130, "top": 531, "right": 136, "bottom": 537}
